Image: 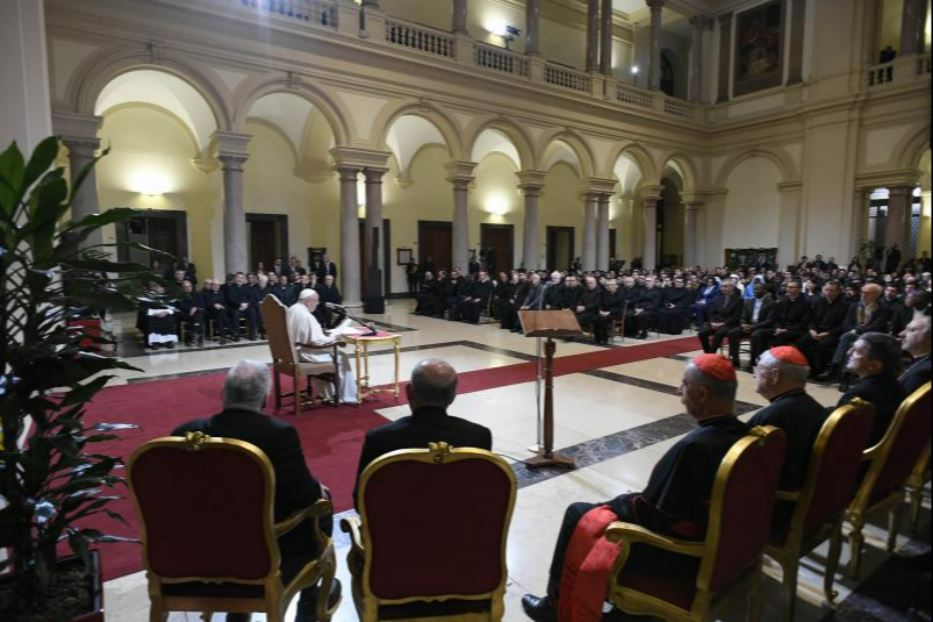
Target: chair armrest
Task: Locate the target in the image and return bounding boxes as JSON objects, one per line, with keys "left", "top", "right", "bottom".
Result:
{"left": 340, "top": 516, "right": 365, "bottom": 556}
{"left": 776, "top": 489, "right": 800, "bottom": 502}
{"left": 274, "top": 498, "right": 333, "bottom": 537}
{"left": 604, "top": 522, "right": 704, "bottom": 557}
{"left": 862, "top": 442, "right": 882, "bottom": 462}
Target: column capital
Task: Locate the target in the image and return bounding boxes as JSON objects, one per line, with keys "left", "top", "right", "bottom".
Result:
{"left": 516, "top": 169, "right": 547, "bottom": 190}
{"left": 582, "top": 177, "right": 616, "bottom": 195}
{"left": 689, "top": 14, "right": 714, "bottom": 30}
{"left": 646, "top": 0, "right": 665, "bottom": 10}
{"left": 887, "top": 185, "right": 915, "bottom": 197}
{"left": 53, "top": 111, "right": 102, "bottom": 145}
{"left": 213, "top": 131, "right": 251, "bottom": 159}
{"left": 363, "top": 166, "right": 389, "bottom": 182}
{"left": 640, "top": 185, "right": 664, "bottom": 202}
{"left": 777, "top": 180, "right": 804, "bottom": 194}
{"left": 331, "top": 146, "right": 391, "bottom": 170}
{"left": 444, "top": 160, "right": 477, "bottom": 183}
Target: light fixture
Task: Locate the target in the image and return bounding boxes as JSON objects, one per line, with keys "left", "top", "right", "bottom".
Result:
{"left": 128, "top": 168, "right": 171, "bottom": 196}
{"left": 485, "top": 194, "right": 509, "bottom": 215}
{"left": 630, "top": 65, "right": 639, "bottom": 74}
{"left": 487, "top": 18, "right": 521, "bottom": 49}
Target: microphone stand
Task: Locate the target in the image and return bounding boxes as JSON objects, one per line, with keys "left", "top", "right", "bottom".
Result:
{"left": 325, "top": 304, "right": 377, "bottom": 336}
{"left": 534, "top": 280, "right": 550, "bottom": 451}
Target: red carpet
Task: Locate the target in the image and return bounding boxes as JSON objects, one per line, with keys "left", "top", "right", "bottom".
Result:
{"left": 81, "top": 335, "right": 698, "bottom": 581}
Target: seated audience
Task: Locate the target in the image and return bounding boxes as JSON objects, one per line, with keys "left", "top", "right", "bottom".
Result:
{"left": 697, "top": 279, "right": 742, "bottom": 353}
{"left": 226, "top": 272, "right": 258, "bottom": 341}
{"left": 795, "top": 280, "right": 848, "bottom": 375}
{"left": 176, "top": 279, "right": 205, "bottom": 347}
{"left": 414, "top": 271, "right": 441, "bottom": 317}
{"left": 522, "top": 354, "right": 748, "bottom": 622}
{"left": 172, "top": 360, "right": 337, "bottom": 622}
{"left": 629, "top": 276, "right": 661, "bottom": 339}
{"left": 837, "top": 332, "right": 906, "bottom": 446}
{"left": 573, "top": 275, "right": 603, "bottom": 334}
{"left": 594, "top": 278, "right": 624, "bottom": 344}
{"left": 688, "top": 276, "right": 720, "bottom": 326}
{"left": 820, "top": 283, "right": 891, "bottom": 383}
{"left": 314, "top": 273, "right": 344, "bottom": 329}
{"left": 899, "top": 312, "right": 931, "bottom": 395}
{"left": 750, "top": 280, "right": 810, "bottom": 361}
{"left": 750, "top": 346, "right": 828, "bottom": 490}
{"left": 727, "top": 280, "right": 773, "bottom": 369}
{"left": 460, "top": 271, "right": 494, "bottom": 323}
{"left": 656, "top": 276, "right": 692, "bottom": 334}
{"left": 286, "top": 289, "right": 358, "bottom": 404}
{"left": 137, "top": 282, "right": 179, "bottom": 349}
{"left": 353, "top": 358, "right": 492, "bottom": 507}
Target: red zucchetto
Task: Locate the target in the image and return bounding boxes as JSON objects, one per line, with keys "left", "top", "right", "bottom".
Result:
{"left": 692, "top": 354, "right": 736, "bottom": 382}
{"left": 769, "top": 346, "right": 809, "bottom": 366}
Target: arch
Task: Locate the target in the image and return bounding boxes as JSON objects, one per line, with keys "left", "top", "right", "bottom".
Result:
{"left": 608, "top": 142, "right": 658, "bottom": 188}
{"left": 714, "top": 147, "right": 795, "bottom": 188}
{"left": 72, "top": 47, "right": 231, "bottom": 131}
{"left": 536, "top": 128, "right": 595, "bottom": 179}
{"left": 232, "top": 76, "right": 350, "bottom": 147}
{"left": 464, "top": 116, "right": 535, "bottom": 171}
{"left": 374, "top": 99, "right": 464, "bottom": 161}
{"left": 897, "top": 130, "right": 931, "bottom": 172}
{"left": 384, "top": 114, "right": 454, "bottom": 179}
{"left": 245, "top": 118, "right": 302, "bottom": 169}
{"left": 661, "top": 152, "right": 699, "bottom": 191}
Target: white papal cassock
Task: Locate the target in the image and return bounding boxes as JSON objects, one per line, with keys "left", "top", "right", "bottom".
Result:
{"left": 285, "top": 302, "right": 358, "bottom": 404}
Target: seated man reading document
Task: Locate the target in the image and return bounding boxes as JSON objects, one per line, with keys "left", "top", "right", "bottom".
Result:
{"left": 286, "top": 288, "right": 359, "bottom": 404}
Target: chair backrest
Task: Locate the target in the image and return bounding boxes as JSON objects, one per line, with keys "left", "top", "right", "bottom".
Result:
{"left": 793, "top": 399, "right": 876, "bottom": 536}
{"left": 856, "top": 381, "right": 932, "bottom": 507}
{"left": 698, "top": 426, "right": 786, "bottom": 593}
{"left": 128, "top": 433, "right": 278, "bottom": 582}
{"left": 260, "top": 294, "right": 298, "bottom": 367}
{"left": 358, "top": 442, "right": 516, "bottom": 603}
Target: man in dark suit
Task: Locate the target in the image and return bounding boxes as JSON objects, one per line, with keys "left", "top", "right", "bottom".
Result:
{"left": 899, "top": 312, "right": 931, "bottom": 395}
{"left": 751, "top": 280, "right": 810, "bottom": 358}
{"left": 172, "top": 360, "right": 338, "bottom": 622}
{"left": 226, "top": 272, "right": 258, "bottom": 341}
{"left": 317, "top": 253, "right": 338, "bottom": 281}
{"left": 795, "top": 280, "right": 849, "bottom": 376}
{"left": 750, "top": 346, "right": 828, "bottom": 490}
{"left": 837, "top": 332, "right": 906, "bottom": 447}
{"left": 820, "top": 283, "right": 892, "bottom": 382}
{"left": 353, "top": 358, "right": 492, "bottom": 508}
{"left": 727, "top": 280, "right": 773, "bottom": 369}
{"left": 460, "top": 271, "right": 494, "bottom": 323}
{"left": 697, "top": 279, "right": 743, "bottom": 353}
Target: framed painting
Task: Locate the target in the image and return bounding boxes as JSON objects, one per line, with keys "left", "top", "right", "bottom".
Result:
{"left": 733, "top": 0, "right": 784, "bottom": 96}
{"left": 397, "top": 247, "right": 413, "bottom": 265}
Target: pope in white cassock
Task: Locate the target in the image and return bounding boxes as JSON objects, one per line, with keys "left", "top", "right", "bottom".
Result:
{"left": 286, "top": 288, "right": 358, "bottom": 404}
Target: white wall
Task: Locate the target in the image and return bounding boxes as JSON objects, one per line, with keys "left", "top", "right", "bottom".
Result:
{"left": 721, "top": 156, "right": 783, "bottom": 250}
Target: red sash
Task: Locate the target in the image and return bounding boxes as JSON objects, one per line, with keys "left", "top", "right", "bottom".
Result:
{"left": 557, "top": 505, "right": 622, "bottom": 622}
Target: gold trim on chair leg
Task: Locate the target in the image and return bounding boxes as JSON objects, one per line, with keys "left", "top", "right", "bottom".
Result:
{"left": 887, "top": 494, "right": 903, "bottom": 552}
{"left": 823, "top": 518, "right": 843, "bottom": 606}
{"left": 779, "top": 556, "right": 799, "bottom": 622}
{"left": 317, "top": 549, "right": 339, "bottom": 622}
{"left": 846, "top": 517, "right": 865, "bottom": 580}
{"left": 909, "top": 486, "right": 923, "bottom": 534}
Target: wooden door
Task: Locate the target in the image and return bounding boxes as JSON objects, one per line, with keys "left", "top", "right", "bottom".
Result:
{"left": 247, "top": 213, "right": 288, "bottom": 273}
{"left": 480, "top": 223, "right": 513, "bottom": 274}
{"left": 546, "top": 226, "right": 574, "bottom": 271}
{"left": 418, "top": 220, "right": 452, "bottom": 273}
{"left": 609, "top": 229, "right": 617, "bottom": 260}
{"left": 359, "top": 219, "right": 391, "bottom": 295}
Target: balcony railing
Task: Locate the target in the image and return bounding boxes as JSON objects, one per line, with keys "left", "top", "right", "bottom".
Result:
{"left": 385, "top": 18, "right": 455, "bottom": 59}
{"left": 663, "top": 97, "right": 694, "bottom": 118}
{"left": 867, "top": 53, "right": 931, "bottom": 88}
{"left": 617, "top": 85, "right": 654, "bottom": 109}
{"left": 545, "top": 63, "right": 591, "bottom": 92}
{"left": 474, "top": 42, "right": 529, "bottom": 77}
{"left": 239, "top": 0, "right": 336, "bottom": 28}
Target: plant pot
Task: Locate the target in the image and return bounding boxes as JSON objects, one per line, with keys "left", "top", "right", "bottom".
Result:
{"left": 0, "top": 550, "right": 104, "bottom": 622}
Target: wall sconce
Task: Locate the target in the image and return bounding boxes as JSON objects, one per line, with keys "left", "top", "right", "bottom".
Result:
{"left": 128, "top": 169, "right": 171, "bottom": 196}
{"left": 488, "top": 18, "right": 521, "bottom": 50}
{"left": 485, "top": 194, "right": 509, "bottom": 215}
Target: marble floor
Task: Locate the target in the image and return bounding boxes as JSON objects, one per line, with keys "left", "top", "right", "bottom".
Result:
{"left": 102, "top": 301, "right": 931, "bottom": 622}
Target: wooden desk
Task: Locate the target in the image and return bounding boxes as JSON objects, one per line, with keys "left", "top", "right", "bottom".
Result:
{"left": 343, "top": 330, "right": 401, "bottom": 404}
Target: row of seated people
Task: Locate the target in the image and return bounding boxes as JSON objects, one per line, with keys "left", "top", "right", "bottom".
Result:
{"left": 152, "top": 316, "right": 929, "bottom": 621}
{"left": 136, "top": 270, "right": 343, "bottom": 349}
{"left": 412, "top": 270, "right": 494, "bottom": 323}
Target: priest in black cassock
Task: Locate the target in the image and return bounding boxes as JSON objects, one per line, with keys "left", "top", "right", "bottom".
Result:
{"left": 655, "top": 277, "right": 692, "bottom": 334}
{"left": 749, "top": 346, "right": 828, "bottom": 490}
{"left": 697, "top": 279, "right": 743, "bottom": 353}
{"left": 460, "top": 271, "right": 494, "bottom": 323}
{"left": 522, "top": 354, "right": 749, "bottom": 622}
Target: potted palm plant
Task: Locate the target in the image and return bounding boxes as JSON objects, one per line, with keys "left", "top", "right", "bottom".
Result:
{"left": 0, "top": 137, "right": 155, "bottom": 621}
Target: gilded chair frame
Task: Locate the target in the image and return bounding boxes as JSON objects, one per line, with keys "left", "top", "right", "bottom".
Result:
{"left": 905, "top": 444, "right": 930, "bottom": 533}
{"left": 341, "top": 442, "right": 517, "bottom": 622}
{"left": 605, "top": 426, "right": 785, "bottom": 622}
{"left": 128, "top": 433, "right": 339, "bottom": 622}
{"left": 839, "top": 381, "right": 932, "bottom": 580}
{"left": 260, "top": 294, "right": 341, "bottom": 415}
{"left": 762, "top": 398, "right": 875, "bottom": 622}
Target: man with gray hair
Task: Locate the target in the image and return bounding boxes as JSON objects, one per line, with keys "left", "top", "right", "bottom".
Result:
{"left": 837, "top": 332, "right": 907, "bottom": 446}
{"left": 899, "top": 311, "right": 931, "bottom": 395}
{"left": 750, "top": 346, "right": 828, "bottom": 490}
{"left": 172, "top": 360, "right": 337, "bottom": 622}
{"left": 353, "top": 358, "right": 492, "bottom": 508}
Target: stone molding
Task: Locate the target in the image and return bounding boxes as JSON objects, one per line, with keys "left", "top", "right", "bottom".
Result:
{"left": 331, "top": 146, "right": 391, "bottom": 170}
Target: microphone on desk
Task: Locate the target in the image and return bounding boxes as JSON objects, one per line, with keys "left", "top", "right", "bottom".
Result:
{"left": 324, "top": 303, "right": 377, "bottom": 336}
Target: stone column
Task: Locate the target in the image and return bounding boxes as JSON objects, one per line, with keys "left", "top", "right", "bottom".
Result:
{"left": 599, "top": 0, "right": 613, "bottom": 74}
{"left": 641, "top": 193, "right": 660, "bottom": 271}
{"left": 215, "top": 132, "right": 251, "bottom": 276}
{"left": 1, "top": 0, "right": 52, "bottom": 153}
{"left": 582, "top": 193, "right": 598, "bottom": 271}
{"left": 682, "top": 200, "right": 701, "bottom": 267}
{"left": 445, "top": 161, "right": 476, "bottom": 273}
{"left": 647, "top": 0, "right": 664, "bottom": 91}
{"left": 716, "top": 12, "right": 733, "bottom": 103}
{"left": 586, "top": 0, "right": 599, "bottom": 72}
{"left": 786, "top": 0, "right": 805, "bottom": 84}
{"left": 452, "top": 0, "right": 468, "bottom": 35}
{"left": 54, "top": 113, "right": 103, "bottom": 240}
{"left": 518, "top": 170, "right": 546, "bottom": 271}
{"left": 901, "top": 0, "right": 927, "bottom": 57}
{"left": 525, "top": 0, "right": 540, "bottom": 55}
{"left": 597, "top": 194, "right": 611, "bottom": 270}
{"left": 338, "top": 166, "right": 362, "bottom": 307}
{"left": 688, "top": 15, "right": 712, "bottom": 102}
{"left": 885, "top": 186, "right": 913, "bottom": 255}
{"left": 363, "top": 167, "right": 387, "bottom": 283}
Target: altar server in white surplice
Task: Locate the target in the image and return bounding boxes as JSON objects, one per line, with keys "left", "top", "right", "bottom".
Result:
{"left": 286, "top": 288, "right": 359, "bottom": 404}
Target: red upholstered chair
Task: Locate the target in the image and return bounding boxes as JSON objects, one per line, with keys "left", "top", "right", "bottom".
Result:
{"left": 838, "top": 381, "right": 932, "bottom": 579}
{"left": 605, "top": 425, "right": 787, "bottom": 622}
{"left": 128, "top": 433, "right": 339, "bottom": 622}
{"left": 763, "top": 398, "right": 875, "bottom": 622}
{"left": 260, "top": 294, "right": 340, "bottom": 415}
{"left": 340, "top": 442, "right": 516, "bottom": 622}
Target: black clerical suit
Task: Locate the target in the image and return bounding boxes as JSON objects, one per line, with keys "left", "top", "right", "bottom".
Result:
{"left": 629, "top": 287, "right": 662, "bottom": 336}
{"left": 697, "top": 291, "right": 743, "bottom": 353}
{"left": 728, "top": 294, "right": 774, "bottom": 366}
{"left": 461, "top": 279, "right": 494, "bottom": 323}
{"left": 176, "top": 290, "right": 206, "bottom": 345}
{"left": 560, "top": 285, "right": 583, "bottom": 311}
{"left": 202, "top": 288, "right": 231, "bottom": 341}
{"left": 415, "top": 279, "right": 441, "bottom": 317}
{"left": 656, "top": 287, "right": 692, "bottom": 334}
{"left": 899, "top": 354, "right": 931, "bottom": 396}
{"left": 252, "top": 284, "right": 273, "bottom": 337}
{"left": 751, "top": 295, "right": 810, "bottom": 359}
{"left": 172, "top": 409, "right": 329, "bottom": 619}
{"left": 574, "top": 286, "right": 603, "bottom": 330}
{"left": 271, "top": 283, "right": 296, "bottom": 306}
{"left": 314, "top": 283, "right": 343, "bottom": 329}
{"left": 748, "top": 389, "right": 828, "bottom": 490}
{"left": 545, "top": 415, "right": 749, "bottom": 596}
{"left": 543, "top": 283, "right": 565, "bottom": 310}
{"left": 594, "top": 288, "right": 625, "bottom": 344}
{"left": 226, "top": 283, "right": 258, "bottom": 340}
{"left": 837, "top": 373, "right": 906, "bottom": 447}
{"left": 794, "top": 295, "right": 849, "bottom": 373}
{"left": 353, "top": 406, "right": 493, "bottom": 508}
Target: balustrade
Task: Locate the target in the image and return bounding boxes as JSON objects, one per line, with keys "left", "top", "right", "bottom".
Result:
{"left": 544, "top": 63, "right": 591, "bottom": 92}
{"left": 239, "top": 0, "right": 336, "bottom": 28}
{"left": 385, "top": 18, "right": 455, "bottom": 59}
{"left": 616, "top": 85, "right": 654, "bottom": 109}
{"left": 474, "top": 42, "right": 529, "bottom": 77}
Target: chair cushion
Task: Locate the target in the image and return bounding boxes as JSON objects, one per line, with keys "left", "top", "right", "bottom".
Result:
{"left": 616, "top": 546, "right": 700, "bottom": 611}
